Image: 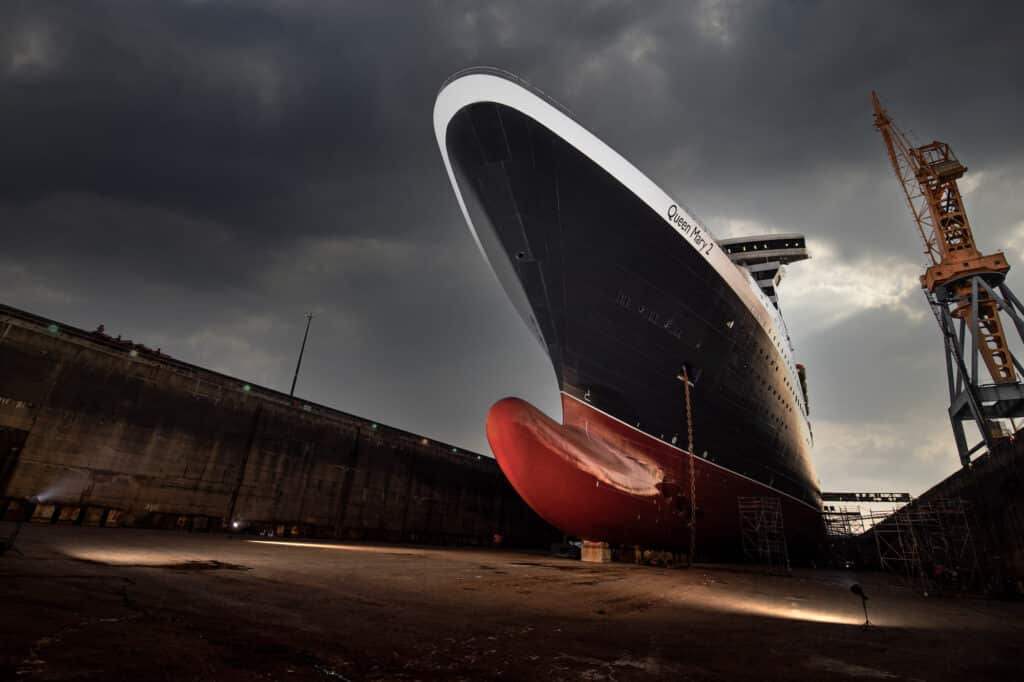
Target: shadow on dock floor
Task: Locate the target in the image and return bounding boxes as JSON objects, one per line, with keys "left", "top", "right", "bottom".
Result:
{"left": 2, "top": 526, "right": 1022, "bottom": 680}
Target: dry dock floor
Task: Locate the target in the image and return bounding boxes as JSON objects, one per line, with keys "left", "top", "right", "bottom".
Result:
{"left": 1, "top": 526, "right": 1021, "bottom": 681}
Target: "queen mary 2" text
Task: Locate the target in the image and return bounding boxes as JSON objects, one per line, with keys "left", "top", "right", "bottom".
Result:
{"left": 667, "top": 204, "right": 715, "bottom": 257}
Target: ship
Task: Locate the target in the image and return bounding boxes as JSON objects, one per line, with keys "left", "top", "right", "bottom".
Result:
{"left": 433, "top": 68, "right": 822, "bottom": 559}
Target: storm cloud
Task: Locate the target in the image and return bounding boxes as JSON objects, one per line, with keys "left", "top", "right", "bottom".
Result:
{"left": 3, "top": 1, "right": 1023, "bottom": 495}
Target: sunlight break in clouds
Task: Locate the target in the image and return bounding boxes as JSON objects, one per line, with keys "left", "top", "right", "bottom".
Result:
{"left": 780, "top": 240, "right": 924, "bottom": 334}
{"left": 812, "top": 417, "right": 960, "bottom": 494}
{"left": 708, "top": 216, "right": 924, "bottom": 334}
{"left": 712, "top": 217, "right": 774, "bottom": 240}
{"left": 1001, "top": 221, "right": 1024, "bottom": 264}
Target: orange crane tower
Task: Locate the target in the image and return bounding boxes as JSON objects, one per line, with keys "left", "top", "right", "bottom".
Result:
{"left": 873, "top": 92, "right": 1024, "bottom": 466}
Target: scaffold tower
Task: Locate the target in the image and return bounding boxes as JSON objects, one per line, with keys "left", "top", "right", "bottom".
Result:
{"left": 738, "top": 496, "right": 790, "bottom": 574}
{"left": 822, "top": 506, "right": 867, "bottom": 567}
{"left": 869, "top": 497, "right": 981, "bottom": 594}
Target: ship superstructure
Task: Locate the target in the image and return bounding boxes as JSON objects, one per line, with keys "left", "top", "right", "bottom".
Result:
{"left": 721, "top": 234, "right": 809, "bottom": 311}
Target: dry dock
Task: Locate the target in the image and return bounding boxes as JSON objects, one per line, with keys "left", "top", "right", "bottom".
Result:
{"left": 2, "top": 526, "right": 1022, "bottom": 681}
{"left": 0, "top": 304, "right": 555, "bottom": 547}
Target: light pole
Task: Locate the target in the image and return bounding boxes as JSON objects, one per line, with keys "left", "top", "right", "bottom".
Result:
{"left": 289, "top": 313, "right": 314, "bottom": 398}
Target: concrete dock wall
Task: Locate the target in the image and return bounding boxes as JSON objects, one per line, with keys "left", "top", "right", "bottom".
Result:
{"left": 855, "top": 436, "right": 1024, "bottom": 593}
{"left": 0, "top": 304, "right": 557, "bottom": 545}
{"left": 915, "top": 437, "right": 1024, "bottom": 590}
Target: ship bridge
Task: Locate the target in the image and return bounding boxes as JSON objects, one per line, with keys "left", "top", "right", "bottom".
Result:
{"left": 719, "top": 234, "right": 809, "bottom": 309}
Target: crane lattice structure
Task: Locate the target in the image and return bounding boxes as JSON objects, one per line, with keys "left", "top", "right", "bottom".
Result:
{"left": 873, "top": 92, "right": 1024, "bottom": 466}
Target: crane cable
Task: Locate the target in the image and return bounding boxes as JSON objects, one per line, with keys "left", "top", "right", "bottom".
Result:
{"left": 683, "top": 367, "right": 697, "bottom": 566}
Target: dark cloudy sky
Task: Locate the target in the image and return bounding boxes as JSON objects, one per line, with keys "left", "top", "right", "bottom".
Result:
{"left": 3, "top": 1, "right": 1023, "bottom": 496}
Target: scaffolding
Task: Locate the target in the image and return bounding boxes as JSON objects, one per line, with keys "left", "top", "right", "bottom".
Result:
{"left": 868, "top": 496, "right": 981, "bottom": 594}
{"left": 821, "top": 505, "right": 868, "bottom": 568}
{"left": 871, "top": 507, "right": 928, "bottom": 592}
{"left": 823, "top": 507, "right": 867, "bottom": 537}
{"left": 738, "top": 496, "right": 790, "bottom": 574}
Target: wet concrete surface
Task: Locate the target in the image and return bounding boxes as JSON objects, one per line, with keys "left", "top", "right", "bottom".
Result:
{"left": 1, "top": 526, "right": 1022, "bottom": 680}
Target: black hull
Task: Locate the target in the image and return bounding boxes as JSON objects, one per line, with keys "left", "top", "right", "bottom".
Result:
{"left": 440, "top": 77, "right": 820, "bottom": 510}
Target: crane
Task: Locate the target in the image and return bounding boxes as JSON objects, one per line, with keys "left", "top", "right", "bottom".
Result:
{"left": 872, "top": 92, "right": 1024, "bottom": 466}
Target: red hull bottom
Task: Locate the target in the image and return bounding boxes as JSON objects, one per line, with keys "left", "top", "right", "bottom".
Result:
{"left": 487, "top": 395, "right": 822, "bottom": 559}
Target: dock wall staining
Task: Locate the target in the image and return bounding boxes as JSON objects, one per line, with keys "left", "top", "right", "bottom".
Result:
{"left": 0, "top": 305, "right": 557, "bottom": 545}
